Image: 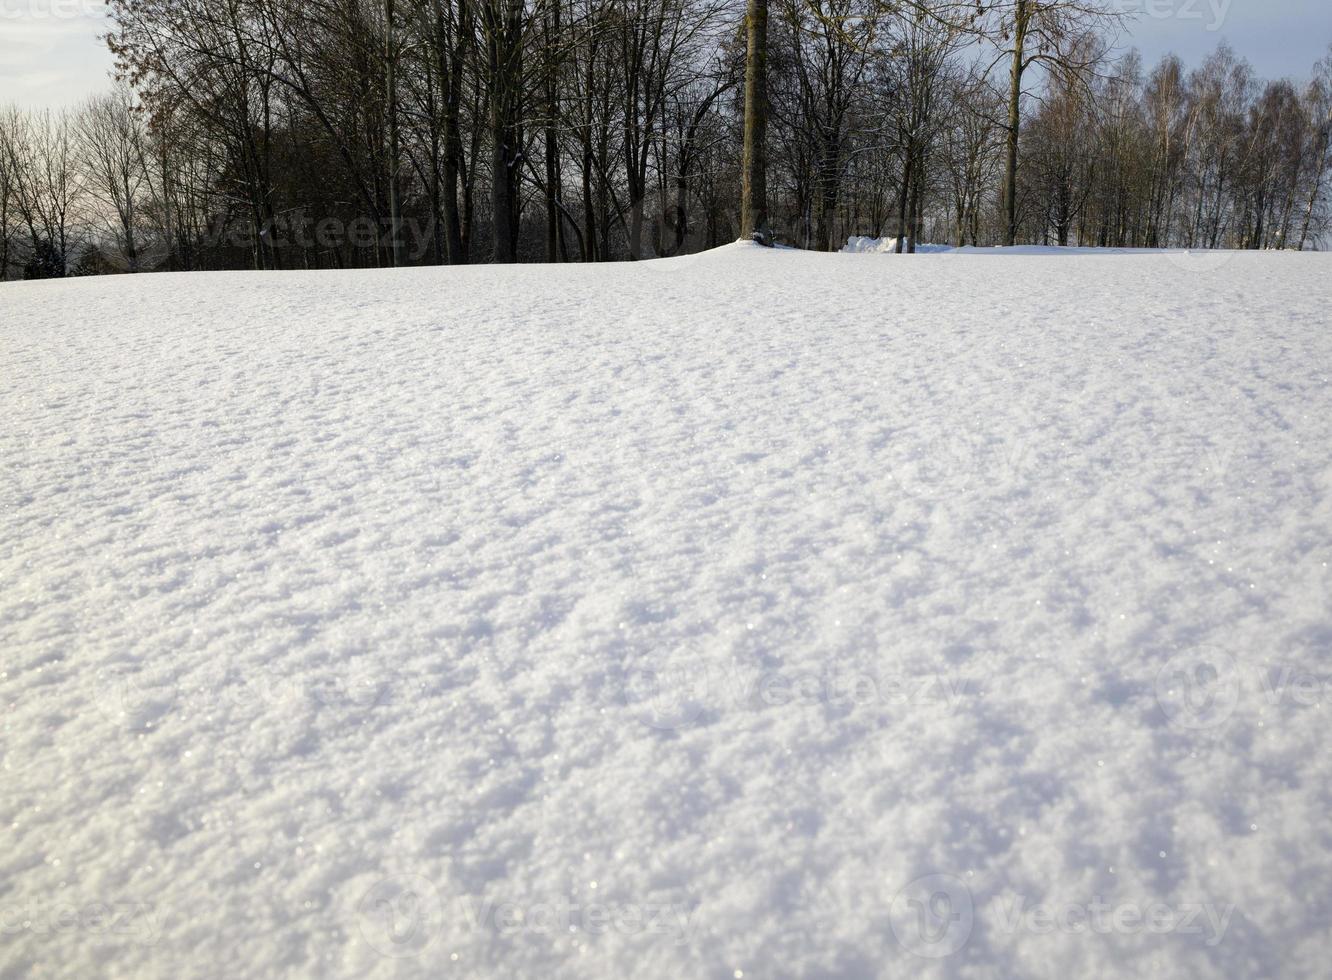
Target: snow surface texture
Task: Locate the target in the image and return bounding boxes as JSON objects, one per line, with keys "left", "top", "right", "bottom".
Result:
{"left": 2, "top": 244, "right": 1331, "bottom": 980}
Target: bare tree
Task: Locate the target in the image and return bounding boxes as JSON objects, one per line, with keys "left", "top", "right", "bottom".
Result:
{"left": 1297, "top": 46, "right": 1332, "bottom": 250}
{"left": 2, "top": 108, "right": 82, "bottom": 277}
{"left": 990, "top": 0, "right": 1118, "bottom": 245}
{"left": 5, "top": 0, "right": 1312, "bottom": 279}
{"left": 78, "top": 85, "right": 152, "bottom": 271}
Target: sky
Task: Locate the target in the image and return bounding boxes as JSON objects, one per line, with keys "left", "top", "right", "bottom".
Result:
{"left": 0, "top": 0, "right": 1330, "bottom": 111}
{"left": 2, "top": 0, "right": 117, "bottom": 110}
{"left": 1113, "top": 0, "right": 1332, "bottom": 79}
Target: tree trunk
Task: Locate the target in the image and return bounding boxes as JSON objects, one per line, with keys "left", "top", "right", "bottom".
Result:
{"left": 815, "top": 145, "right": 838, "bottom": 252}
{"left": 894, "top": 152, "right": 911, "bottom": 253}
{"left": 433, "top": 0, "right": 467, "bottom": 264}
{"left": 673, "top": 171, "right": 690, "bottom": 255}
{"left": 486, "top": 2, "right": 522, "bottom": 264}
{"left": 543, "top": 0, "right": 561, "bottom": 263}
{"left": 581, "top": 147, "right": 596, "bottom": 262}
{"left": 740, "top": 0, "right": 770, "bottom": 244}
{"left": 385, "top": 0, "right": 403, "bottom": 267}
{"left": 908, "top": 163, "right": 923, "bottom": 253}
{"left": 629, "top": 202, "right": 645, "bottom": 258}
{"left": 1298, "top": 130, "right": 1329, "bottom": 251}
{"left": 490, "top": 120, "right": 519, "bottom": 262}
{"left": 1003, "top": 0, "right": 1029, "bottom": 247}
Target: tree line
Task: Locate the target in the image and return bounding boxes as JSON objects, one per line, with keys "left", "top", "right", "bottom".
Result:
{"left": 1, "top": 0, "right": 1329, "bottom": 278}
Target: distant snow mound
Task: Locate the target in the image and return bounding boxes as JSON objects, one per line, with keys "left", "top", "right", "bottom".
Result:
{"left": 843, "top": 236, "right": 953, "bottom": 254}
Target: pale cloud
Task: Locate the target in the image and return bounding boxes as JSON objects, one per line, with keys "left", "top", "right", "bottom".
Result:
{"left": 0, "top": 2, "right": 115, "bottom": 110}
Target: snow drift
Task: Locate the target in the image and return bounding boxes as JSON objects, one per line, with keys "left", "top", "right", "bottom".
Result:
{"left": 843, "top": 235, "right": 953, "bottom": 254}
{"left": 2, "top": 243, "right": 1330, "bottom": 979}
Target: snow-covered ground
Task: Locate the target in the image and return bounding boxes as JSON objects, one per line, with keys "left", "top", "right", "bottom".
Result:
{"left": 2, "top": 244, "right": 1330, "bottom": 979}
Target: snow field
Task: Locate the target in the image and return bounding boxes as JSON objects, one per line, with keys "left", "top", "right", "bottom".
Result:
{"left": 1, "top": 244, "right": 1331, "bottom": 978}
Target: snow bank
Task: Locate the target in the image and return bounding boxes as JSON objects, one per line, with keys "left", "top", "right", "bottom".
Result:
{"left": 2, "top": 246, "right": 1331, "bottom": 979}
{"left": 843, "top": 235, "right": 954, "bottom": 254}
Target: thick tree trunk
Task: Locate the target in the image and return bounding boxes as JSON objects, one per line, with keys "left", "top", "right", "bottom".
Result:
{"left": 815, "top": 148, "right": 838, "bottom": 252}
{"left": 581, "top": 149, "right": 596, "bottom": 262}
{"left": 740, "top": 0, "right": 769, "bottom": 244}
{"left": 441, "top": 132, "right": 465, "bottom": 263}
{"left": 894, "top": 153, "right": 910, "bottom": 253}
{"left": 908, "top": 166, "right": 923, "bottom": 253}
{"left": 487, "top": 5, "right": 522, "bottom": 264}
{"left": 124, "top": 214, "right": 139, "bottom": 271}
{"left": 543, "top": 1, "right": 561, "bottom": 263}
{"left": 433, "top": 0, "right": 467, "bottom": 264}
{"left": 544, "top": 128, "right": 560, "bottom": 262}
{"left": 490, "top": 120, "right": 519, "bottom": 263}
{"left": 476, "top": 0, "right": 524, "bottom": 263}
{"left": 1003, "top": 1, "right": 1028, "bottom": 247}
{"left": 629, "top": 202, "right": 645, "bottom": 258}
{"left": 385, "top": 0, "right": 402, "bottom": 267}
{"left": 673, "top": 172, "right": 690, "bottom": 255}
